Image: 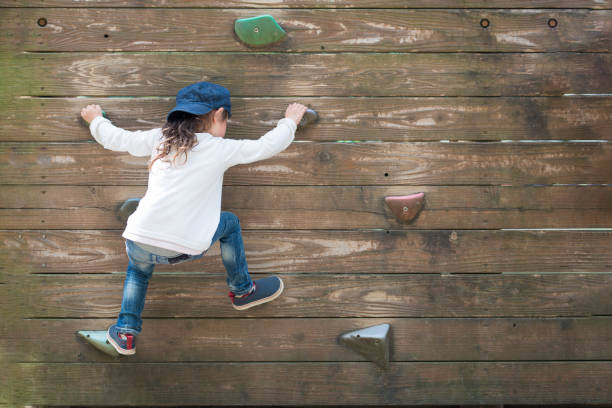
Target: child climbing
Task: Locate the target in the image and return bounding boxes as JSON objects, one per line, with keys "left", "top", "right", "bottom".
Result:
{"left": 80, "top": 82, "right": 307, "bottom": 356}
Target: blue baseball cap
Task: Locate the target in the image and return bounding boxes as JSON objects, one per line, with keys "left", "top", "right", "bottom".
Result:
{"left": 167, "top": 82, "right": 231, "bottom": 120}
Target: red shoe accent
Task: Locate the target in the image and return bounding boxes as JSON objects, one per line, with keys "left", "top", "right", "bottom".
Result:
{"left": 228, "top": 284, "right": 256, "bottom": 303}
{"left": 125, "top": 334, "right": 134, "bottom": 350}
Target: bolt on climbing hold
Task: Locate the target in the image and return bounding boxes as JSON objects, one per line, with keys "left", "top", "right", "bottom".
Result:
{"left": 77, "top": 330, "right": 120, "bottom": 357}
{"left": 385, "top": 192, "right": 425, "bottom": 223}
{"left": 234, "top": 15, "right": 287, "bottom": 47}
{"left": 338, "top": 324, "right": 391, "bottom": 369}
{"left": 118, "top": 198, "right": 141, "bottom": 224}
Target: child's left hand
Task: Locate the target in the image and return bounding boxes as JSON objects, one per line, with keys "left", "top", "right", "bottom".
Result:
{"left": 81, "top": 104, "right": 103, "bottom": 124}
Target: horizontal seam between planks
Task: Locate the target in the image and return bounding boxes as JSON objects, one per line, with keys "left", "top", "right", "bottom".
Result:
{"left": 2, "top": 6, "right": 612, "bottom": 9}
{"left": 18, "top": 50, "right": 612, "bottom": 55}
{"left": 12, "top": 360, "right": 612, "bottom": 364}
{"left": 17, "top": 95, "right": 612, "bottom": 99}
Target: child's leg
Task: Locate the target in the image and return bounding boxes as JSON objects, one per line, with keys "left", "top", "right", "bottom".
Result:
{"left": 210, "top": 211, "right": 253, "bottom": 296}
{"left": 116, "top": 240, "right": 155, "bottom": 335}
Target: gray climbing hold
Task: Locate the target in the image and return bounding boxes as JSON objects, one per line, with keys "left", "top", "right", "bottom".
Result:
{"left": 77, "top": 330, "right": 119, "bottom": 357}
{"left": 118, "top": 198, "right": 140, "bottom": 224}
{"left": 338, "top": 323, "right": 391, "bottom": 368}
{"left": 299, "top": 108, "right": 319, "bottom": 129}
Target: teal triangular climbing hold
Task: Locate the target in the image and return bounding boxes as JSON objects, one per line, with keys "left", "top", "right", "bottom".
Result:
{"left": 234, "top": 15, "right": 287, "bottom": 47}
{"left": 338, "top": 324, "right": 391, "bottom": 368}
{"left": 77, "top": 330, "right": 120, "bottom": 357}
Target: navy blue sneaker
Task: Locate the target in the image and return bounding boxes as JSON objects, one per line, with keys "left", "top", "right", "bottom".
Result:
{"left": 106, "top": 324, "right": 136, "bottom": 355}
{"left": 229, "top": 276, "right": 284, "bottom": 310}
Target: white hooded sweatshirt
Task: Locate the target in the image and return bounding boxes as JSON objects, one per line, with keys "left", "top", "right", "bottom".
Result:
{"left": 89, "top": 115, "right": 296, "bottom": 255}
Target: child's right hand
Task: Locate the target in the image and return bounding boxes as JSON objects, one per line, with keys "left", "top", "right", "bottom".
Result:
{"left": 81, "top": 104, "right": 103, "bottom": 124}
{"left": 285, "top": 103, "right": 308, "bottom": 126}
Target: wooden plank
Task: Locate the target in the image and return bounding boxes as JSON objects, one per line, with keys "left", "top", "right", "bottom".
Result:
{"left": 3, "top": 229, "right": 612, "bottom": 275}
{"left": 6, "top": 362, "right": 612, "bottom": 406}
{"left": 1, "top": 0, "right": 611, "bottom": 8}
{"left": 4, "top": 9, "right": 611, "bottom": 52}
{"left": 7, "top": 52, "right": 612, "bottom": 97}
{"left": 4, "top": 274, "right": 612, "bottom": 318}
{"left": 2, "top": 142, "right": 611, "bottom": 186}
{"left": 3, "top": 96, "right": 612, "bottom": 142}
{"left": 1, "top": 185, "right": 611, "bottom": 230}
{"left": 4, "top": 317, "right": 612, "bottom": 363}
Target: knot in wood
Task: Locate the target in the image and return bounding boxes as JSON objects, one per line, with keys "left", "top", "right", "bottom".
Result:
{"left": 449, "top": 231, "right": 458, "bottom": 241}
{"left": 548, "top": 18, "right": 558, "bottom": 28}
{"left": 37, "top": 17, "right": 47, "bottom": 27}
{"left": 318, "top": 150, "right": 332, "bottom": 162}
{"left": 480, "top": 18, "right": 490, "bottom": 29}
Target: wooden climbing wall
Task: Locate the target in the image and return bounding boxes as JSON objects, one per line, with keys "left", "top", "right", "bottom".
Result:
{"left": 1, "top": 1, "right": 612, "bottom": 406}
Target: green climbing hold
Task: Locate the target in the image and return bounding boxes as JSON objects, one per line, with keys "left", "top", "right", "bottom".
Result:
{"left": 77, "top": 330, "right": 120, "bottom": 357}
{"left": 235, "top": 15, "right": 287, "bottom": 47}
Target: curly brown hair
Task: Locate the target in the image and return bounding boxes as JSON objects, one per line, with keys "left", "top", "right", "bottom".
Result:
{"left": 149, "top": 109, "right": 228, "bottom": 170}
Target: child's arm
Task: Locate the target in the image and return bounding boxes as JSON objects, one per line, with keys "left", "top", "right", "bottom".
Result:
{"left": 223, "top": 103, "right": 307, "bottom": 168}
{"left": 81, "top": 104, "right": 161, "bottom": 157}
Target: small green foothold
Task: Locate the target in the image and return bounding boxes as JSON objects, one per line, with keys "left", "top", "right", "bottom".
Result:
{"left": 235, "top": 15, "right": 287, "bottom": 47}
{"left": 77, "top": 330, "right": 119, "bottom": 357}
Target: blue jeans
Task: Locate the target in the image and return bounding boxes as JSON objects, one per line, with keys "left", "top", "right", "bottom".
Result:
{"left": 116, "top": 211, "right": 253, "bottom": 335}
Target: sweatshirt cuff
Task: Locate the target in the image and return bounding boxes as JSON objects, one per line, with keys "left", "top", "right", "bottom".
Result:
{"left": 89, "top": 115, "right": 110, "bottom": 143}
{"left": 89, "top": 115, "right": 109, "bottom": 132}
{"left": 278, "top": 117, "right": 297, "bottom": 134}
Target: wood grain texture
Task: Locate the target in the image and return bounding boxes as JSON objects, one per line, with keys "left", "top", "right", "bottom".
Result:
{"left": 4, "top": 9, "right": 611, "bottom": 52}
{"left": 6, "top": 52, "right": 612, "bottom": 97}
{"left": 4, "top": 96, "right": 612, "bottom": 142}
{"left": 2, "top": 142, "right": 611, "bottom": 186}
{"left": 1, "top": 185, "right": 611, "bottom": 230}
{"left": 4, "top": 274, "right": 612, "bottom": 318}
{"left": 1, "top": 0, "right": 611, "bottom": 8}
{"left": 2, "top": 229, "right": 611, "bottom": 275}
{"left": 1, "top": 2, "right": 611, "bottom": 407}
{"left": 6, "top": 362, "right": 612, "bottom": 406}
{"left": 3, "top": 317, "right": 612, "bottom": 363}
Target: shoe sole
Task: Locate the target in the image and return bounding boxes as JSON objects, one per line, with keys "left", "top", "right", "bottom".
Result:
{"left": 106, "top": 331, "right": 136, "bottom": 355}
{"left": 232, "top": 278, "right": 284, "bottom": 311}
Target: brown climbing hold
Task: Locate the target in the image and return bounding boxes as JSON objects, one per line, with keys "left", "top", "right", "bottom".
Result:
{"left": 385, "top": 192, "right": 425, "bottom": 223}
